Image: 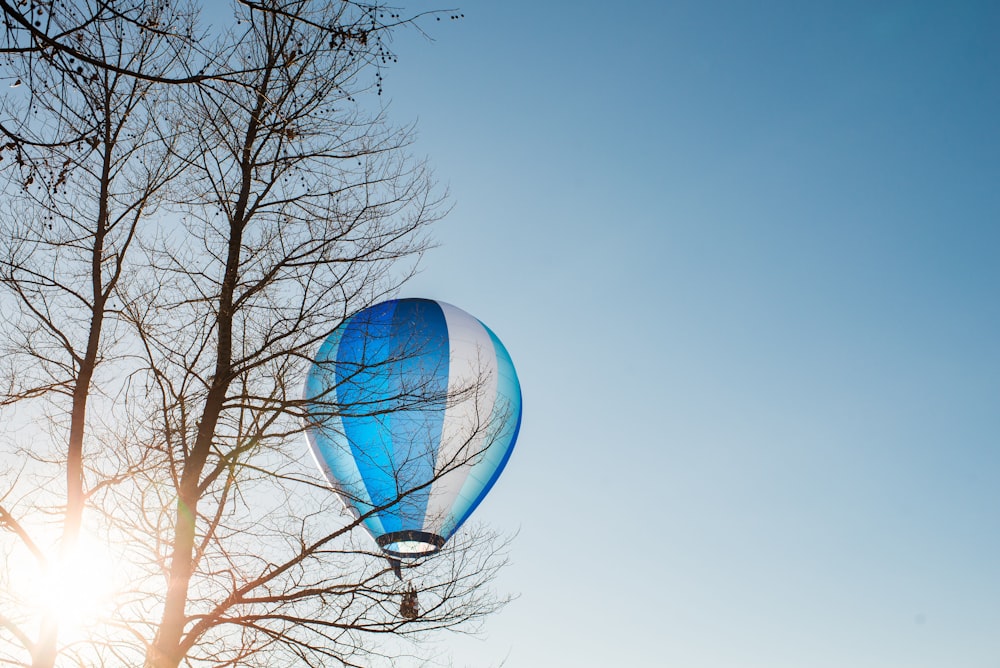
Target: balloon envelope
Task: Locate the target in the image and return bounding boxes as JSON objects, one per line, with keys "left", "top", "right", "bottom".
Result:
{"left": 304, "top": 298, "right": 522, "bottom": 558}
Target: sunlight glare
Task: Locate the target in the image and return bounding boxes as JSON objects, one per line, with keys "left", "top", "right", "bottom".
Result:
{"left": 29, "top": 534, "right": 117, "bottom": 634}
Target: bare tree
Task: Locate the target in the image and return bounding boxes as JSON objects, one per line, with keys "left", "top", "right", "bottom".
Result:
{"left": 0, "top": 2, "right": 510, "bottom": 668}
{"left": 0, "top": 4, "right": 192, "bottom": 665}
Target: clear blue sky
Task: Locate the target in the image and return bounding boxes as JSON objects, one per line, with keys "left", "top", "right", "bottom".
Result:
{"left": 379, "top": 1, "right": 1000, "bottom": 666}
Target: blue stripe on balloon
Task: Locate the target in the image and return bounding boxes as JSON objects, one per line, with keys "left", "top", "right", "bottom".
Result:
{"left": 387, "top": 299, "right": 449, "bottom": 533}
{"left": 306, "top": 322, "right": 386, "bottom": 536}
{"left": 336, "top": 299, "right": 402, "bottom": 534}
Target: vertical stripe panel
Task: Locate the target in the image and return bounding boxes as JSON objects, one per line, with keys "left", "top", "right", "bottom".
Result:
{"left": 424, "top": 303, "right": 500, "bottom": 537}
{"left": 305, "top": 322, "right": 386, "bottom": 536}
{"left": 438, "top": 322, "right": 521, "bottom": 538}
{"left": 386, "top": 299, "right": 449, "bottom": 532}
{"left": 334, "top": 300, "right": 402, "bottom": 534}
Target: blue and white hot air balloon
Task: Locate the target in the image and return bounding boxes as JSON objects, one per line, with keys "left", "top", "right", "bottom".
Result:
{"left": 304, "top": 298, "right": 521, "bottom": 559}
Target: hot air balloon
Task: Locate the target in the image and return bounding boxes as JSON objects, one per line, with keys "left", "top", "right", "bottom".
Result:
{"left": 304, "top": 298, "right": 522, "bottom": 562}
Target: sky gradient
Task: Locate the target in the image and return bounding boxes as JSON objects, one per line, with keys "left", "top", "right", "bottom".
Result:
{"left": 376, "top": 1, "right": 1000, "bottom": 666}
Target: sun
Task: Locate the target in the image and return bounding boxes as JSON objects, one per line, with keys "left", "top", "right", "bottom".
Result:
{"left": 26, "top": 533, "right": 118, "bottom": 635}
